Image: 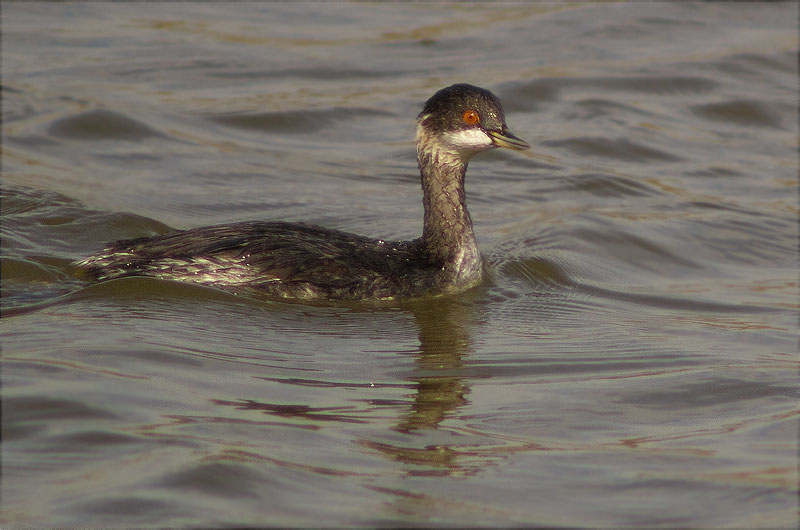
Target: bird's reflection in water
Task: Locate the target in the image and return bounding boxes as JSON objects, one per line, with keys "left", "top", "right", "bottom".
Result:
{"left": 362, "top": 291, "right": 494, "bottom": 477}
{"left": 205, "top": 290, "right": 490, "bottom": 475}
{"left": 395, "top": 295, "right": 478, "bottom": 433}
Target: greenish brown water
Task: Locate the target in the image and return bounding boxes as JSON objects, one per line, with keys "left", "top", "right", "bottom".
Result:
{"left": 2, "top": 3, "right": 798, "bottom": 527}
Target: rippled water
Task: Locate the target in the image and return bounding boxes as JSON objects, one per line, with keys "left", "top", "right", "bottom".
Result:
{"left": 2, "top": 3, "right": 798, "bottom": 527}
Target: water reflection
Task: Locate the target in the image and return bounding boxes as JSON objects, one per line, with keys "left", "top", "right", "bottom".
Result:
{"left": 212, "top": 399, "right": 368, "bottom": 424}
{"left": 203, "top": 295, "right": 484, "bottom": 472}
{"left": 395, "top": 297, "right": 474, "bottom": 433}
{"left": 361, "top": 295, "right": 488, "bottom": 475}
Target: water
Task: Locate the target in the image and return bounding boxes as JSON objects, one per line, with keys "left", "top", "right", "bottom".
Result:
{"left": 2, "top": 3, "right": 798, "bottom": 527}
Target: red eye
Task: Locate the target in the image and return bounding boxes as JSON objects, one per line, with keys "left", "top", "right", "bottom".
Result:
{"left": 462, "top": 110, "right": 480, "bottom": 125}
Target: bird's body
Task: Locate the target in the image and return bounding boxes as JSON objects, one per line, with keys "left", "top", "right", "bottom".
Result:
{"left": 77, "top": 221, "right": 465, "bottom": 300}
{"left": 74, "top": 84, "right": 529, "bottom": 301}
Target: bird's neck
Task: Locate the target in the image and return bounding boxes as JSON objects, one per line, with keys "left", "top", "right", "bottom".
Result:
{"left": 416, "top": 124, "right": 483, "bottom": 285}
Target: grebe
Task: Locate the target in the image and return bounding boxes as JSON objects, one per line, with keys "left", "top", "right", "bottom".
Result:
{"left": 74, "top": 84, "right": 529, "bottom": 301}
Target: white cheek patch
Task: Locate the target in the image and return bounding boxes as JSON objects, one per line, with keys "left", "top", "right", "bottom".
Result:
{"left": 442, "top": 128, "right": 494, "bottom": 151}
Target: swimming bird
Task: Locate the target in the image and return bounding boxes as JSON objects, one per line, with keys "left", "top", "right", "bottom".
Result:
{"left": 74, "top": 83, "right": 529, "bottom": 301}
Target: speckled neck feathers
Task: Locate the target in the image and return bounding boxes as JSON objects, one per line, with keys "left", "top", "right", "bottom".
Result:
{"left": 415, "top": 118, "right": 483, "bottom": 287}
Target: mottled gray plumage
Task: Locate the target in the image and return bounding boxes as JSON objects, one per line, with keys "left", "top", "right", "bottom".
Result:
{"left": 74, "top": 84, "right": 529, "bottom": 301}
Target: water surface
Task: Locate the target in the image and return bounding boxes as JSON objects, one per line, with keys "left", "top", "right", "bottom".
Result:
{"left": 2, "top": 3, "right": 798, "bottom": 527}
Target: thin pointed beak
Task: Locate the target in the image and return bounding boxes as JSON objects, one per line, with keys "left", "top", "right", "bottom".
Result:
{"left": 487, "top": 129, "right": 530, "bottom": 151}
